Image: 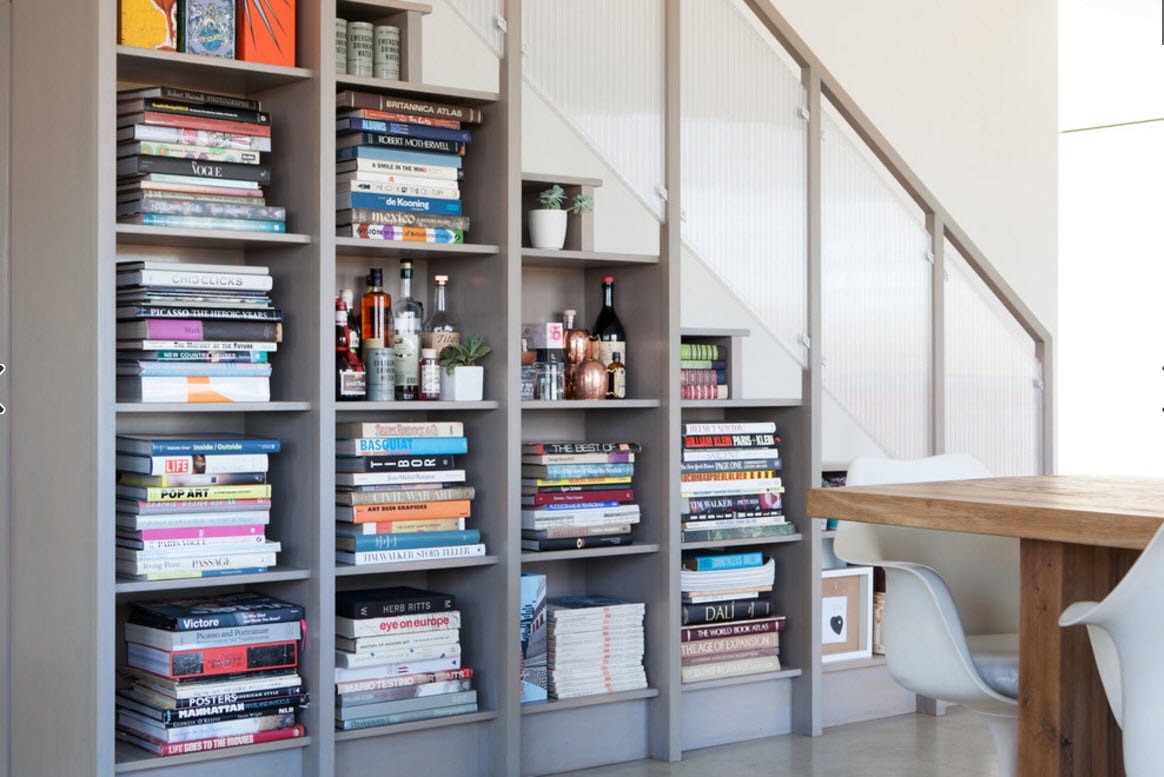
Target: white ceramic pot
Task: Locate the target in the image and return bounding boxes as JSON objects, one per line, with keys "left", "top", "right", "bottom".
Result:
{"left": 528, "top": 209, "right": 567, "bottom": 249}
{"left": 440, "top": 365, "right": 484, "bottom": 401}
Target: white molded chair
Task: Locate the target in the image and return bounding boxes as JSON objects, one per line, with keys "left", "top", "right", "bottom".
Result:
{"left": 835, "top": 454, "right": 1021, "bottom": 777}
{"left": 1059, "top": 521, "right": 1164, "bottom": 777}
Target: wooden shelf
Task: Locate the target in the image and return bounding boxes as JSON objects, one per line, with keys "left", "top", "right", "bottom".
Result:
{"left": 520, "top": 687, "right": 659, "bottom": 715}
{"left": 521, "top": 248, "right": 659, "bottom": 268}
{"left": 521, "top": 543, "right": 661, "bottom": 563}
{"left": 335, "top": 238, "right": 500, "bottom": 258}
{"left": 334, "top": 555, "right": 499, "bottom": 576}
{"left": 114, "top": 734, "right": 312, "bottom": 772}
{"left": 114, "top": 567, "right": 312, "bottom": 596}
{"left": 116, "top": 46, "right": 312, "bottom": 92}
{"left": 334, "top": 710, "right": 497, "bottom": 743}
{"left": 116, "top": 225, "right": 312, "bottom": 249}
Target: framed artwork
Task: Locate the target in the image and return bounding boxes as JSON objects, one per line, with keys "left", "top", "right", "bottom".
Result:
{"left": 821, "top": 565, "right": 873, "bottom": 662}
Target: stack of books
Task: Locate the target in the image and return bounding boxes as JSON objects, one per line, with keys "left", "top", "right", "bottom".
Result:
{"left": 116, "top": 259, "right": 280, "bottom": 403}
{"left": 115, "top": 592, "right": 307, "bottom": 756}
{"left": 520, "top": 441, "right": 641, "bottom": 552}
{"left": 680, "top": 341, "right": 728, "bottom": 400}
{"left": 545, "top": 594, "right": 647, "bottom": 700}
{"left": 116, "top": 86, "right": 286, "bottom": 233}
{"left": 334, "top": 89, "right": 481, "bottom": 243}
{"left": 679, "top": 551, "right": 782, "bottom": 683}
{"left": 334, "top": 420, "right": 483, "bottom": 566}
{"left": 115, "top": 433, "right": 281, "bottom": 580}
{"left": 334, "top": 586, "right": 476, "bottom": 730}
{"left": 680, "top": 421, "right": 792, "bottom": 542}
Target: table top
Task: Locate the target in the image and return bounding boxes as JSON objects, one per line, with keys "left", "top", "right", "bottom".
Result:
{"left": 806, "top": 474, "right": 1164, "bottom": 550}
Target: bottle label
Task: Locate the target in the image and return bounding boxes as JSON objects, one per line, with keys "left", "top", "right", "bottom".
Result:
{"left": 338, "top": 370, "right": 366, "bottom": 399}
{"left": 421, "top": 360, "right": 442, "bottom": 398}
{"left": 365, "top": 347, "right": 394, "bottom": 401}
{"left": 608, "top": 366, "right": 626, "bottom": 399}
{"left": 423, "top": 331, "right": 460, "bottom": 354}
{"left": 394, "top": 333, "right": 420, "bottom": 388}
{"left": 598, "top": 340, "right": 625, "bottom": 368}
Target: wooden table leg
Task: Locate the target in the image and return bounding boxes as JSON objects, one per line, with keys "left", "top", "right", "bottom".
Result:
{"left": 1019, "top": 539, "right": 1134, "bottom": 776}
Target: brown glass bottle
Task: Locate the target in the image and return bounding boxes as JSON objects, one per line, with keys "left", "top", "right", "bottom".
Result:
{"left": 361, "top": 268, "right": 392, "bottom": 353}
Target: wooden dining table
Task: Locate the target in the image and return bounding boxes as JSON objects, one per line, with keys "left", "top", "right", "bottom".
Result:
{"left": 806, "top": 474, "right": 1164, "bottom": 777}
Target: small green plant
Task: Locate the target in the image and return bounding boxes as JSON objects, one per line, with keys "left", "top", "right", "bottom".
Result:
{"left": 537, "top": 184, "right": 567, "bottom": 209}
{"left": 537, "top": 185, "right": 594, "bottom": 214}
{"left": 439, "top": 334, "right": 492, "bottom": 375}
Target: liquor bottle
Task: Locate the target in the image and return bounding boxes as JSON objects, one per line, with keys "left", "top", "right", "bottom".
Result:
{"left": 422, "top": 274, "right": 460, "bottom": 354}
{"left": 592, "top": 275, "right": 626, "bottom": 369}
{"left": 340, "top": 288, "right": 359, "bottom": 353}
{"left": 393, "top": 258, "right": 423, "bottom": 400}
{"left": 335, "top": 297, "right": 365, "bottom": 400}
{"left": 561, "top": 308, "right": 590, "bottom": 399}
{"left": 360, "top": 269, "right": 392, "bottom": 400}
{"left": 607, "top": 349, "right": 626, "bottom": 399}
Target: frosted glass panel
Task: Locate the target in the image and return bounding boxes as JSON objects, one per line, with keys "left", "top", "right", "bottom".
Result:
{"left": 821, "top": 106, "right": 932, "bottom": 459}
{"left": 444, "top": 0, "right": 506, "bottom": 57}
{"left": 680, "top": 0, "right": 808, "bottom": 362}
{"left": 522, "top": 0, "right": 665, "bottom": 218}
{"left": 944, "top": 242, "right": 1042, "bottom": 476}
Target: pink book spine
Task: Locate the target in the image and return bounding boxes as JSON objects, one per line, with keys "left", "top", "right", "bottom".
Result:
{"left": 142, "top": 319, "right": 204, "bottom": 339}
{"left": 134, "top": 524, "right": 266, "bottom": 540}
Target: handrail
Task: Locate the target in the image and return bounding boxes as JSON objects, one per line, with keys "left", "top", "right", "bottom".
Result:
{"left": 742, "top": 0, "right": 1054, "bottom": 473}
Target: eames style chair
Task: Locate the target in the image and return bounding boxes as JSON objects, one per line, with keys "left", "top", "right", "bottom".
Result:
{"left": 1059, "top": 521, "right": 1164, "bottom": 777}
{"left": 834, "top": 454, "right": 1021, "bottom": 777}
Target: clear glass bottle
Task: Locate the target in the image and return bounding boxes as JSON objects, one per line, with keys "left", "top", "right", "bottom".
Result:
{"left": 393, "top": 258, "right": 423, "bottom": 400}
{"left": 422, "top": 274, "right": 460, "bottom": 355}
{"left": 335, "top": 297, "right": 365, "bottom": 400}
{"left": 606, "top": 349, "right": 626, "bottom": 399}
{"left": 592, "top": 275, "right": 626, "bottom": 369}
{"left": 340, "top": 288, "right": 359, "bottom": 353}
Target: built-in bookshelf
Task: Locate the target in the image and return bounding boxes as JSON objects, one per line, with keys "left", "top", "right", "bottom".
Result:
{"left": 6, "top": 3, "right": 847, "bottom": 776}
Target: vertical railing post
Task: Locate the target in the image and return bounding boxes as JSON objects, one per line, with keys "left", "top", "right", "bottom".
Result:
{"left": 928, "top": 214, "right": 946, "bottom": 455}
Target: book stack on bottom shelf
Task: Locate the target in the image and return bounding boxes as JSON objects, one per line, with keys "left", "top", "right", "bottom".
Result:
{"left": 116, "top": 87, "right": 287, "bottom": 234}
{"left": 334, "top": 421, "right": 483, "bottom": 566}
{"left": 679, "top": 551, "right": 782, "bottom": 683}
{"left": 116, "top": 592, "right": 308, "bottom": 756}
{"left": 334, "top": 586, "right": 477, "bottom": 731}
{"left": 116, "top": 260, "right": 280, "bottom": 403}
{"left": 115, "top": 433, "right": 282, "bottom": 580}
{"left": 680, "top": 421, "right": 791, "bottom": 543}
{"left": 545, "top": 595, "right": 647, "bottom": 699}
{"left": 520, "top": 441, "right": 641, "bottom": 552}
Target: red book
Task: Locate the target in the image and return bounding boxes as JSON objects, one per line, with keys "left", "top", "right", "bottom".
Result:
{"left": 117, "top": 723, "right": 305, "bottom": 757}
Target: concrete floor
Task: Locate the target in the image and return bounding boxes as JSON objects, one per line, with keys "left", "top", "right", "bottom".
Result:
{"left": 553, "top": 707, "right": 998, "bottom": 777}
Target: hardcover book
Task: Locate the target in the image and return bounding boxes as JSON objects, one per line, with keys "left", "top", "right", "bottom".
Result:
{"left": 119, "top": 0, "right": 182, "bottom": 51}
{"left": 236, "top": 0, "right": 295, "bottom": 66}
{"left": 184, "top": 0, "right": 234, "bottom": 57}
{"left": 335, "top": 586, "right": 456, "bottom": 620}
{"left": 520, "top": 573, "right": 548, "bottom": 704}
{"left": 128, "top": 592, "right": 303, "bottom": 631}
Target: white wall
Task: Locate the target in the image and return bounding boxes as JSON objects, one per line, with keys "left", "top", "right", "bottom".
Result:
{"left": 1058, "top": 0, "right": 1164, "bottom": 476}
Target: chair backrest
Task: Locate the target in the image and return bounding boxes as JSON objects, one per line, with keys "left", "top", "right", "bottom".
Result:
{"left": 834, "top": 453, "right": 1020, "bottom": 635}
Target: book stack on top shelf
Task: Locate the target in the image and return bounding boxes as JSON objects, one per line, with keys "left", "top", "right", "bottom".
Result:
{"left": 679, "top": 551, "right": 781, "bottom": 683}
{"left": 116, "top": 259, "right": 280, "bottom": 403}
{"left": 115, "top": 592, "right": 307, "bottom": 756}
{"left": 545, "top": 594, "right": 647, "bottom": 700}
{"left": 334, "top": 586, "right": 476, "bottom": 731}
{"left": 520, "top": 441, "right": 641, "bottom": 552}
{"left": 116, "top": 87, "right": 287, "bottom": 233}
{"left": 334, "top": 420, "right": 482, "bottom": 566}
{"left": 115, "top": 433, "right": 281, "bottom": 580}
{"left": 335, "top": 89, "right": 481, "bottom": 243}
{"left": 680, "top": 340, "right": 728, "bottom": 400}
{"left": 679, "top": 421, "right": 792, "bottom": 543}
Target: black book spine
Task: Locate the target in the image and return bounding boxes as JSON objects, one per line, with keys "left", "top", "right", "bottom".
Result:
{"left": 128, "top": 603, "right": 304, "bottom": 632}
{"left": 121, "top": 306, "right": 284, "bottom": 322}
{"left": 122, "top": 155, "right": 272, "bottom": 184}
{"left": 348, "top": 132, "right": 465, "bottom": 154}
{"left": 680, "top": 597, "right": 774, "bottom": 626}
{"left": 525, "top": 442, "right": 642, "bottom": 454}
{"left": 680, "top": 457, "right": 782, "bottom": 474}
{"left": 137, "top": 97, "right": 271, "bottom": 125}
{"left": 682, "top": 433, "right": 779, "bottom": 449}
{"left": 523, "top": 534, "right": 634, "bottom": 551}
{"left": 335, "top": 589, "right": 456, "bottom": 619}
{"left": 338, "top": 455, "right": 458, "bottom": 473}
{"left": 164, "top": 684, "right": 305, "bottom": 709}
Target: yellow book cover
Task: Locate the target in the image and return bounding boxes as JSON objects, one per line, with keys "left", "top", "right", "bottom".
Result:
{"left": 119, "top": 0, "right": 181, "bottom": 51}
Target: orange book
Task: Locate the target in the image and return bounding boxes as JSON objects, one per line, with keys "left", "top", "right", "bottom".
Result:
{"left": 236, "top": 0, "right": 295, "bottom": 66}
{"left": 339, "top": 500, "right": 473, "bottom": 524}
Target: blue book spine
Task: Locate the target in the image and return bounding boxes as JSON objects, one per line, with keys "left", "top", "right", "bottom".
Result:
{"left": 336, "top": 144, "right": 463, "bottom": 169}
{"left": 337, "top": 191, "right": 462, "bottom": 215}
{"left": 121, "top": 437, "right": 282, "bottom": 454}
{"left": 135, "top": 213, "right": 286, "bottom": 232}
{"left": 336, "top": 701, "right": 478, "bottom": 731}
{"left": 344, "top": 529, "right": 480, "bottom": 551}
{"left": 130, "top": 362, "right": 272, "bottom": 377}
{"left": 525, "top": 463, "right": 635, "bottom": 478}
{"left": 686, "top": 551, "right": 765, "bottom": 571}
{"left": 338, "top": 437, "right": 470, "bottom": 456}
{"left": 339, "top": 118, "right": 472, "bottom": 144}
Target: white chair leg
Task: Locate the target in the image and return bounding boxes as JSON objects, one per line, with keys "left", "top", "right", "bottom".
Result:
{"left": 977, "top": 711, "right": 1018, "bottom": 777}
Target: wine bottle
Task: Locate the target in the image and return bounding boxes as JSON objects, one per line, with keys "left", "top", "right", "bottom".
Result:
{"left": 335, "top": 297, "right": 365, "bottom": 400}
{"left": 393, "top": 258, "right": 423, "bottom": 400}
{"left": 592, "top": 275, "right": 626, "bottom": 368}
{"left": 422, "top": 273, "right": 460, "bottom": 354}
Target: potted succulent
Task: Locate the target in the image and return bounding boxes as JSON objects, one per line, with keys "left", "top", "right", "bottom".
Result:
{"left": 528, "top": 185, "right": 593, "bottom": 250}
{"left": 438, "top": 334, "right": 492, "bottom": 401}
